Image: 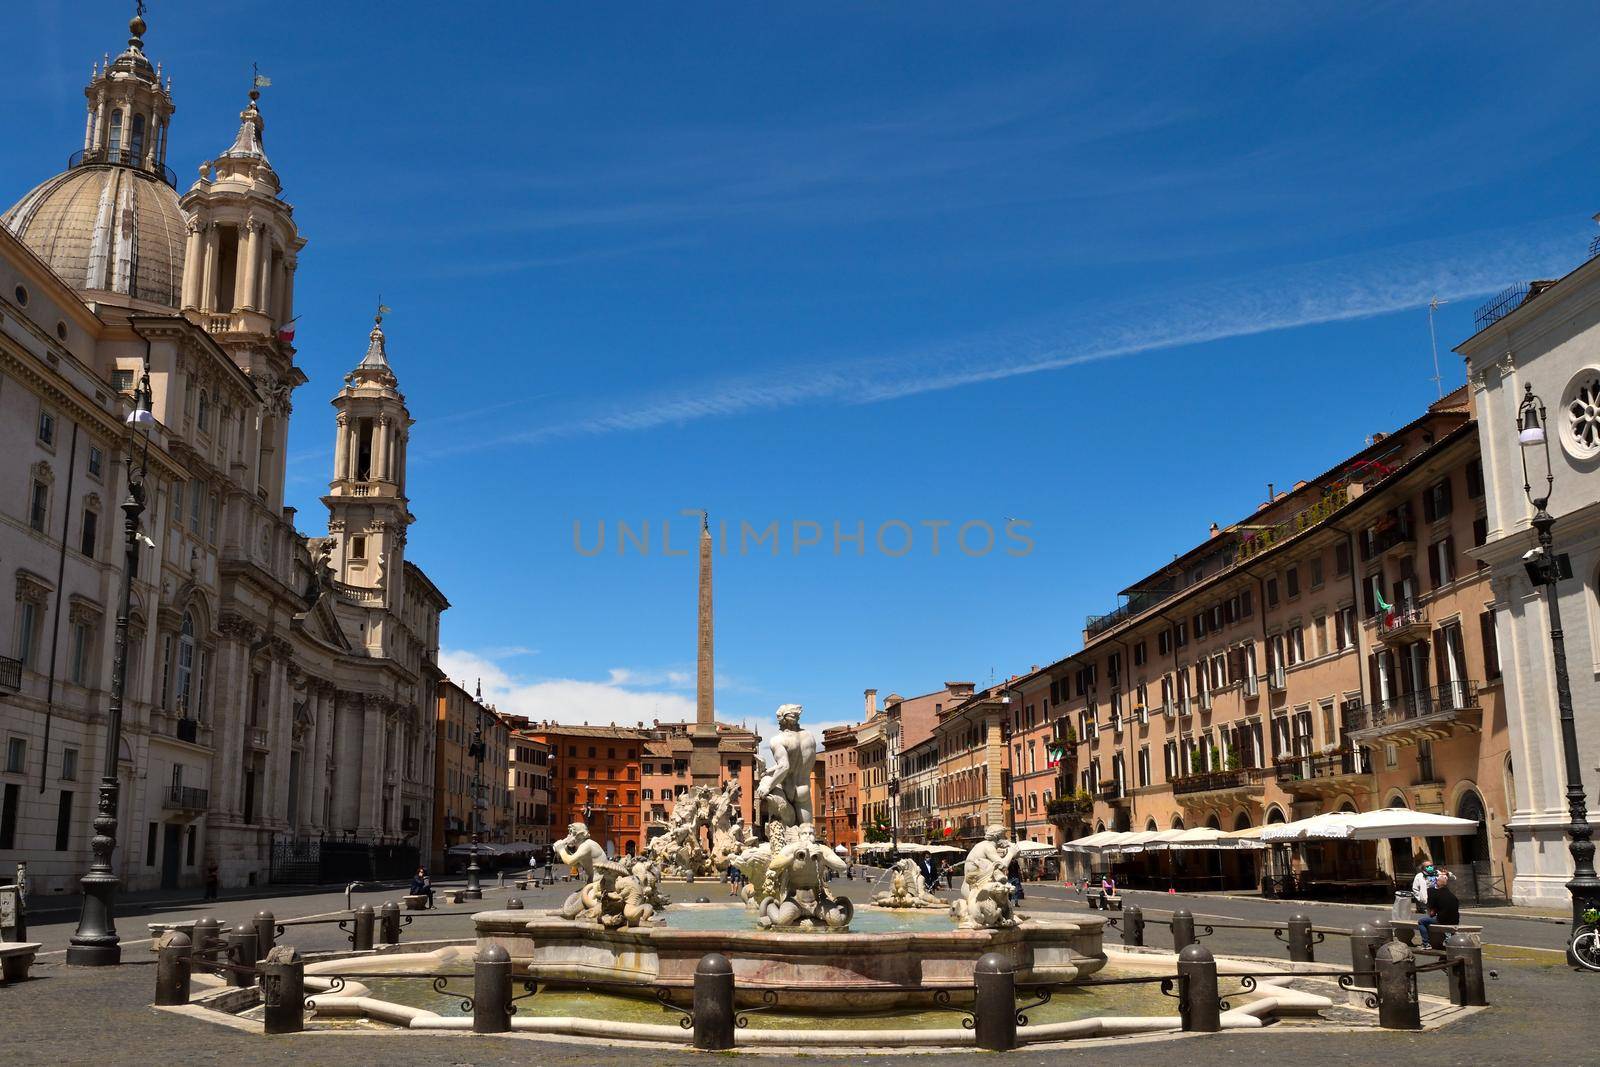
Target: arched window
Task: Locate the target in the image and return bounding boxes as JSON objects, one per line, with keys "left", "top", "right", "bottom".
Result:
{"left": 130, "top": 114, "right": 146, "bottom": 160}
{"left": 1456, "top": 790, "right": 1489, "bottom": 864}
{"left": 108, "top": 110, "right": 123, "bottom": 155}
{"left": 175, "top": 612, "right": 195, "bottom": 714}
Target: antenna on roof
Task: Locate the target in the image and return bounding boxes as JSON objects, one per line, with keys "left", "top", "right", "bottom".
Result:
{"left": 1427, "top": 297, "right": 1447, "bottom": 399}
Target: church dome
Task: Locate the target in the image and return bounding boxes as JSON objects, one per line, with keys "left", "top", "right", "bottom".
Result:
{"left": 3, "top": 163, "right": 188, "bottom": 309}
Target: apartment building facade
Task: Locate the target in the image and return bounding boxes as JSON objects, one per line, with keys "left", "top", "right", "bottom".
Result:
{"left": 821, "top": 723, "right": 860, "bottom": 848}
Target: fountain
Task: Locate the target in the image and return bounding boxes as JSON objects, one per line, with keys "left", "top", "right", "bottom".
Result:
{"left": 474, "top": 703, "right": 1107, "bottom": 1009}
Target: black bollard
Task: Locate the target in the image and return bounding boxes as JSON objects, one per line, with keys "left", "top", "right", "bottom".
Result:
{"left": 378, "top": 901, "right": 401, "bottom": 946}
{"left": 973, "top": 952, "right": 1019, "bottom": 1051}
{"left": 505, "top": 897, "right": 524, "bottom": 910}
{"left": 473, "top": 944, "right": 513, "bottom": 1033}
{"left": 692, "top": 952, "right": 737, "bottom": 1051}
{"left": 260, "top": 948, "right": 305, "bottom": 1035}
{"left": 253, "top": 910, "right": 276, "bottom": 956}
{"left": 154, "top": 931, "right": 193, "bottom": 1006}
{"left": 1171, "top": 909, "right": 1197, "bottom": 953}
{"left": 1444, "top": 932, "right": 1488, "bottom": 1007}
{"left": 1285, "top": 914, "right": 1314, "bottom": 963}
{"left": 192, "top": 917, "right": 221, "bottom": 966}
{"left": 350, "top": 904, "right": 375, "bottom": 951}
{"left": 1348, "top": 922, "right": 1382, "bottom": 990}
{"left": 1374, "top": 940, "right": 1421, "bottom": 1030}
{"left": 1176, "top": 943, "right": 1222, "bottom": 1032}
{"left": 226, "top": 929, "right": 259, "bottom": 988}
{"left": 1122, "top": 903, "right": 1145, "bottom": 948}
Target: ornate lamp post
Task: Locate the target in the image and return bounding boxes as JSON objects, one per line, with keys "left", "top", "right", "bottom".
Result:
{"left": 1517, "top": 384, "right": 1600, "bottom": 966}
{"left": 463, "top": 681, "right": 487, "bottom": 900}
{"left": 66, "top": 369, "right": 154, "bottom": 966}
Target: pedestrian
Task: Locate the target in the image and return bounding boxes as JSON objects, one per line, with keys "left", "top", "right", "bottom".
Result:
{"left": 410, "top": 866, "right": 436, "bottom": 909}
{"left": 203, "top": 858, "right": 220, "bottom": 902}
{"left": 1418, "top": 870, "right": 1460, "bottom": 948}
{"left": 1008, "top": 860, "right": 1025, "bottom": 903}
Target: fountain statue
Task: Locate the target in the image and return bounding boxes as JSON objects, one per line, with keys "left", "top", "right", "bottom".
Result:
{"left": 620, "top": 855, "right": 671, "bottom": 911}
{"left": 950, "top": 825, "right": 1027, "bottom": 930}
{"left": 591, "top": 859, "right": 656, "bottom": 929}
{"left": 552, "top": 822, "right": 609, "bottom": 921}
{"left": 643, "top": 779, "right": 750, "bottom": 879}
{"left": 868, "top": 858, "right": 945, "bottom": 909}
{"left": 731, "top": 704, "right": 854, "bottom": 929}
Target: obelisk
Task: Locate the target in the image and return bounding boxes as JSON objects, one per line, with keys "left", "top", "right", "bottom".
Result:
{"left": 689, "top": 511, "right": 722, "bottom": 791}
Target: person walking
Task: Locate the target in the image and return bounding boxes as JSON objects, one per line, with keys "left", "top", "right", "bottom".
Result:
{"left": 203, "top": 859, "right": 220, "bottom": 902}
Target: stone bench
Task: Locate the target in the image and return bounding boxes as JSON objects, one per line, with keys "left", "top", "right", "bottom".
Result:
{"left": 403, "top": 894, "right": 430, "bottom": 911}
{"left": 0, "top": 942, "right": 41, "bottom": 982}
{"left": 1391, "top": 919, "right": 1483, "bottom": 949}
{"left": 443, "top": 890, "right": 464, "bottom": 906}
{"left": 514, "top": 880, "right": 529, "bottom": 891}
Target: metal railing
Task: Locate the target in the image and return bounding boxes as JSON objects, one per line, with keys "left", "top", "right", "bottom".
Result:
{"left": 67, "top": 146, "right": 178, "bottom": 188}
{"left": 1171, "top": 767, "right": 1266, "bottom": 796}
{"left": 1474, "top": 282, "right": 1532, "bottom": 332}
{"left": 1344, "top": 681, "right": 1480, "bottom": 733}
{"left": 1376, "top": 599, "right": 1428, "bottom": 639}
{"left": 0, "top": 654, "right": 20, "bottom": 691}
{"left": 1272, "top": 749, "right": 1370, "bottom": 782}
{"left": 165, "top": 784, "right": 209, "bottom": 810}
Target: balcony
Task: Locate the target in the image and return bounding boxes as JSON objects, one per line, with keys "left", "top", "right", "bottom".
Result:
{"left": 1171, "top": 767, "right": 1266, "bottom": 804}
{"left": 1272, "top": 750, "right": 1375, "bottom": 798}
{"left": 164, "top": 785, "right": 209, "bottom": 811}
{"left": 1343, "top": 681, "right": 1481, "bottom": 745}
{"left": 0, "top": 654, "right": 21, "bottom": 691}
{"left": 247, "top": 726, "right": 270, "bottom": 751}
{"left": 1097, "top": 781, "right": 1126, "bottom": 804}
{"left": 1375, "top": 600, "right": 1429, "bottom": 644}
{"left": 1361, "top": 506, "right": 1415, "bottom": 560}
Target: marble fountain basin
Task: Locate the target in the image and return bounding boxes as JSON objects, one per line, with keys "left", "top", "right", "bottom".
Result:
{"left": 475, "top": 902, "right": 1107, "bottom": 1010}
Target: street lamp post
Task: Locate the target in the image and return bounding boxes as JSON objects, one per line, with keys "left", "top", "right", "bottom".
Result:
{"left": 1516, "top": 384, "right": 1600, "bottom": 966}
{"left": 464, "top": 683, "right": 487, "bottom": 900}
{"left": 66, "top": 370, "right": 154, "bottom": 966}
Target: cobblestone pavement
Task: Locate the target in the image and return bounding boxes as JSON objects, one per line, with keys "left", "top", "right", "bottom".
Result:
{"left": 6, "top": 873, "right": 1598, "bottom": 1065}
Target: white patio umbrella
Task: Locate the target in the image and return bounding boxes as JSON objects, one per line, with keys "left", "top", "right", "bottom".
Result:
{"left": 1014, "top": 841, "right": 1058, "bottom": 855}
{"left": 1261, "top": 809, "right": 1480, "bottom": 843}
{"left": 1063, "top": 830, "right": 1126, "bottom": 854}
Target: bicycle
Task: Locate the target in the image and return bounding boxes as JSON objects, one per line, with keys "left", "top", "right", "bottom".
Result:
{"left": 1572, "top": 907, "right": 1600, "bottom": 972}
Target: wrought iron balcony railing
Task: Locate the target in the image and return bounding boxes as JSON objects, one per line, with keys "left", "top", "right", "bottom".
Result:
{"left": 1272, "top": 749, "right": 1371, "bottom": 782}
{"left": 68, "top": 146, "right": 178, "bottom": 188}
{"left": 0, "top": 654, "right": 21, "bottom": 691}
{"left": 1171, "top": 767, "right": 1265, "bottom": 795}
{"left": 1343, "top": 681, "right": 1480, "bottom": 734}
{"left": 165, "top": 785, "right": 209, "bottom": 810}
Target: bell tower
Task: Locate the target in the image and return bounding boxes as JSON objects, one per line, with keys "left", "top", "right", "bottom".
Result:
{"left": 324, "top": 312, "right": 414, "bottom": 609}
{"left": 179, "top": 84, "right": 306, "bottom": 511}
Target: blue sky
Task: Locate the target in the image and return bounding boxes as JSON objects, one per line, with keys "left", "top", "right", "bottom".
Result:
{"left": 10, "top": 2, "right": 1600, "bottom": 734}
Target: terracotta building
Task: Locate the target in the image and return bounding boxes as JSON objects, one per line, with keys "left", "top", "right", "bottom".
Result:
{"left": 531, "top": 724, "right": 643, "bottom": 859}
{"left": 432, "top": 680, "right": 511, "bottom": 867}
{"left": 640, "top": 720, "right": 758, "bottom": 852}
{"left": 821, "top": 723, "right": 860, "bottom": 849}
{"left": 508, "top": 722, "right": 550, "bottom": 849}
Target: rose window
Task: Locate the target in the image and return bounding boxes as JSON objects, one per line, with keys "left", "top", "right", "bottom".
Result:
{"left": 1565, "top": 369, "right": 1600, "bottom": 459}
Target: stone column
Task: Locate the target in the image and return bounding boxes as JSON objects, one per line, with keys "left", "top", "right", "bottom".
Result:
{"left": 359, "top": 697, "right": 384, "bottom": 837}
{"left": 257, "top": 240, "right": 273, "bottom": 314}
{"left": 181, "top": 222, "right": 203, "bottom": 310}
{"left": 333, "top": 413, "right": 350, "bottom": 485}
{"left": 236, "top": 217, "right": 260, "bottom": 311}
{"left": 280, "top": 260, "right": 296, "bottom": 330}
{"left": 83, "top": 103, "right": 97, "bottom": 153}
{"left": 264, "top": 651, "right": 293, "bottom": 827}
{"left": 373, "top": 416, "right": 390, "bottom": 484}
{"left": 201, "top": 224, "right": 220, "bottom": 312}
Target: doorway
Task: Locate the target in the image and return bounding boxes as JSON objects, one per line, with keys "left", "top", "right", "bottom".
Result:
{"left": 161, "top": 823, "right": 182, "bottom": 890}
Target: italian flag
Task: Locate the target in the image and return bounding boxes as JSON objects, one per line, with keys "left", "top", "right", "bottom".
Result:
{"left": 1375, "top": 589, "right": 1395, "bottom": 627}
{"left": 277, "top": 316, "right": 299, "bottom": 344}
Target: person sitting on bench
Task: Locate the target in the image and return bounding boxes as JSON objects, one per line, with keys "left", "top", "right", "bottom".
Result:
{"left": 410, "top": 867, "right": 436, "bottom": 910}
{"left": 1417, "top": 869, "right": 1459, "bottom": 947}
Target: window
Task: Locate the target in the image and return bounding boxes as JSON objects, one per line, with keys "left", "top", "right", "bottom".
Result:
{"left": 5, "top": 737, "right": 25, "bottom": 774}
{"left": 1423, "top": 478, "right": 1453, "bottom": 523}
{"left": 88, "top": 446, "right": 104, "bottom": 478}
{"left": 69, "top": 620, "right": 91, "bottom": 685}
{"left": 38, "top": 408, "right": 56, "bottom": 446}
{"left": 55, "top": 790, "right": 73, "bottom": 851}
{"left": 1335, "top": 540, "right": 1352, "bottom": 576}
{"left": 1133, "top": 641, "right": 1147, "bottom": 667}
{"left": 62, "top": 747, "right": 78, "bottom": 781}
{"left": 1313, "top": 615, "right": 1328, "bottom": 657}
{"left": 112, "top": 369, "right": 136, "bottom": 394}
{"left": 1265, "top": 577, "right": 1280, "bottom": 608}
{"left": 17, "top": 601, "right": 40, "bottom": 668}
{"left": 1428, "top": 536, "right": 1455, "bottom": 588}
{"left": 1175, "top": 621, "right": 1188, "bottom": 648}
{"left": 171, "top": 481, "right": 183, "bottom": 526}
{"left": 1194, "top": 612, "right": 1207, "bottom": 639}
{"left": 175, "top": 614, "right": 196, "bottom": 713}
{"left": 1286, "top": 567, "right": 1300, "bottom": 599}
{"left": 108, "top": 110, "right": 124, "bottom": 154}
{"left": 208, "top": 493, "right": 219, "bottom": 543}
{"left": 1287, "top": 625, "right": 1305, "bottom": 666}
{"left": 1158, "top": 630, "right": 1171, "bottom": 656}
{"left": 1364, "top": 572, "right": 1383, "bottom": 616}
{"left": 80, "top": 507, "right": 98, "bottom": 558}
{"left": 146, "top": 822, "right": 158, "bottom": 866}
{"left": 189, "top": 479, "right": 203, "bottom": 532}
{"left": 29, "top": 480, "right": 49, "bottom": 532}
{"left": 1465, "top": 458, "right": 1484, "bottom": 499}
{"left": 1480, "top": 609, "right": 1501, "bottom": 681}
{"left": 350, "top": 535, "right": 367, "bottom": 560}
{"left": 1240, "top": 589, "right": 1253, "bottom": 617}
{"left": 1310, "top": 557, "right": 1324, "bottom": 590}
{"left": 197, "top": 390, "right": 210, "bottom": 433}
{"left": 129, "top": 113, "right": 146, "bottom": 160}
{"left": 1336, "top": 607, "right": 1356, "bottom": 651}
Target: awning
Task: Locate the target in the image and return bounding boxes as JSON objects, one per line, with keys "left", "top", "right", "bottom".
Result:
{"left": 1260, "top": 809, "right": 1481, "bottom": 843}
{"left": 1062, "top": 830, "right": 1126, "bottom": 854}
{"left": 1165, "top": 827, "right": 1266, "bottom": 851}
{"left": 1015, "top": 841, "right": 1058, "bottom": 855}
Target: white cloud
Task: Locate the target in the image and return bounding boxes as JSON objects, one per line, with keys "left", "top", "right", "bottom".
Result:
{"left": 439, "top": 648, "right": 699, "bottom": 728}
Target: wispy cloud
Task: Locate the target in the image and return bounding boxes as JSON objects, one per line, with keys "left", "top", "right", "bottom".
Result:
{"left": 421, "top": 216, "right": 1586, "bottom": 456}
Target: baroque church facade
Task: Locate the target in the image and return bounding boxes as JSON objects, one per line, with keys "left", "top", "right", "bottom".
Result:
{"left": 0, "top": 12, "right": 446, "bottom": 893}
